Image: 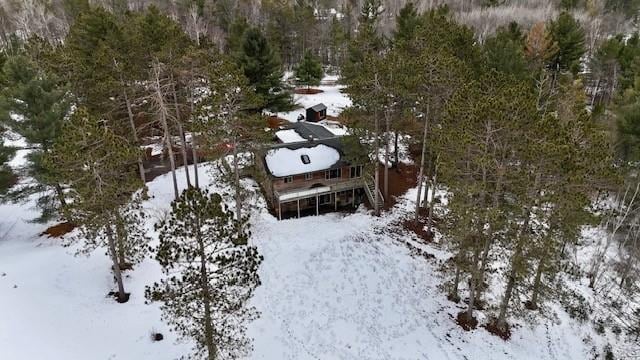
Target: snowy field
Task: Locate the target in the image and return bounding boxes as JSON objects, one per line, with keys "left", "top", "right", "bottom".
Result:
{"left": 0, "top": 162, "right": 606, "bottom": 360}
{"left": 0, "top": 83, "right": 621, "bottom": 359}
{"left": 273, "top": 84, "right": 352, "bottom": 124}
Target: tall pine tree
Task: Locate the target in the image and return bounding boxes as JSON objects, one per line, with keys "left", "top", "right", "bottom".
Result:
{"left": 236, "top": 27, "right": 293, "bottom": 112}
{"left": 294, "top": 50, "right": 323, "bottom": 90}
{"left": 147, "top": 188, "right": 262, "bottom": 360}
{"left": 46, "top": 107, "right": 147, "bottom": 303}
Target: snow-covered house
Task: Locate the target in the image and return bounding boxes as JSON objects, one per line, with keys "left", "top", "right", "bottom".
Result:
{"left": 259, "top": 121, "right": 368, "bottom": 219}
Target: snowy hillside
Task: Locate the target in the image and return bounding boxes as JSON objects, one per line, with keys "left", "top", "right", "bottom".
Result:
{"left": 2, "top": 80, "right": 637, "bottom": 360}
{"left": 0, "top": 159, "right": 616, "bottom": 360}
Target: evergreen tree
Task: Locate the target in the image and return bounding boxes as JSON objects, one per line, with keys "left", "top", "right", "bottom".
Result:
{"left": 226, "top": 17, "right": 249, "bottom": 55}
{"left": 46, "top": 107, "right": 147, "bottom": 303}
{"left": 342, "top": 0, "right": 385, "bottom": 83}
{"left": 236, "top": 27, "right": 293, "bottom": 112}
{"left": 483, "top": 23, "right": 528, "bottom": 79}
{"left": 294, "top": 50, "right": 323, "bottom": 89}
{"left": 524, "top": 22, "right": 558, "bottom": 72}
{"left": 548, "top": 12, "right": 586, "bottom": 75}
{"left": 147, "top": 188, "right": 262, "bottom": 360}
{"left": 0, "top": 126, "right": 14, "bottom": 194}
{"left": 393, "top": 2, "right": 420, "bottom": 44}
{"left": 197, "top": 57, "right": 264, "bottom": 237}
{"left": 62, "top": 0, "right": 91, "bottom": 24}
{"left": 328, "top": 16, "right": 348, "bottom": 68}
{"left": 0, "top": 52, "right": 70, "bottom": 221}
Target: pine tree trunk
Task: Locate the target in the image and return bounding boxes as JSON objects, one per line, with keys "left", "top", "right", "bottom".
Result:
{"left": 466, "top": 246, "right": 481, "bottom": 320}
{"left": 496, "top": 239, "right": 523, "bottom": 330}
{"left": 191, "top": 133, "right": 200, "bottom": 189}
{"left": 153, "top": 63, "right": 179, "bottom": 199}
{"left": 163, "top": 126, "right": 179, "bottom": 199}
{"left": 189, "top": 86, "right": 199, "bottom": 188}
{"left": 384, "top": 110, "right": 390, "bottom": 200}
{"left": 196, "top": 223, "right": 218, "bottom": 359}
{"left": 170, "top": 75, "right": 191, "bottom": 187}
{"left": 232, "top": 137, "right": 243, "bottom": 236}
{"left": 529, "top": 256, "right": 545, "bottom": 309}
{"left": 394, "top": 131, "right": 399, "bottom": 171}
{"left": 176, "top": 121, "right": 191, "bottom": 185}
{"left": 54, "top": 183, "right": 67, "bottom": 208}
{"left": 114, "top": 211, "right": 128, "bottom": 269}
{"left": 374, "top": 109, "right": 380, "bottom": 216}
{"left": 426, "top": 159, "right": 438, "bottom": 235}
{"left": 106, "top": 224, "right": 127, "bottom": 303}
{"left": 116, "top": 61, "right": 146, "bottom": 183}
{"left": 451, "top": 261, "right": 461, "bottom": 301}
{"left": 415, "top": 111, "right": 429, "bottom": 224}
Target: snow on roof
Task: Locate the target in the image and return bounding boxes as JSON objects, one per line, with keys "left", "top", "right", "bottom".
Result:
{"left": 279, "top": 186, "right": 331, "bottom": 202}
{"left": 309, "top": 103, "right": 327, "bottom": 112}
{"left": 318, "top": 120, "right": 348, "bottom": 136}
{"left": 265, "top": 144, "right": 340, "bottom": 177}
{"left": 275, "top": 129, "right": 306, "bottom": 143}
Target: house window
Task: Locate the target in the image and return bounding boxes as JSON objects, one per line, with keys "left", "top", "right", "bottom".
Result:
{"left": 283, "top": 176, "right": 293, "bottom": 183}
{"left": 325, "top": 168, "right": 341, "bottom": 180}
{"left": 350, "top": 166, "right": 362, "bottom": 178}
{"left": 305, "top": 173, "right": 313, "bottom": 180}
{"left": 319, "top": 194, "right": 332, "bottom": 204}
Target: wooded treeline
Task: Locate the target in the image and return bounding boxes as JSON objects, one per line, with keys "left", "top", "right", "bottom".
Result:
{"left": 0, "top": 0, "right": 636, "bottom": 68}
{"left": 340, "top": 1, "right": 640, "bottom": 353}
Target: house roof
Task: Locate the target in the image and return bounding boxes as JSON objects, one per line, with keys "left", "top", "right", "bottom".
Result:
{"left": 276, "top": 121, "right": 335, "bottom": 143}
{"left": 265, "top": 143, "right": 341, "bottom": 177}
{"left": 263, "top": 138, "right": 348, "bottom": 178}
{"left": 308, "top": 103, "right": 327, "bottom": 112}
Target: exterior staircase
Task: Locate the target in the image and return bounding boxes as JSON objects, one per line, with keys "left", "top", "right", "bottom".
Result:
{"left": 364, "top": 175, "right": 384, "bottom": 209}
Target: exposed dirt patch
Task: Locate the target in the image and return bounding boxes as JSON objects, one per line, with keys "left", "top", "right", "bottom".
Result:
{"left": 6, "top": 172, "right": 18, "bottom": 188}
{"left": 41, "top": 222, "right": 76, "bottom": 238}
{"left": 374, "top": 162, "right": 418, "bottom": 209}
{"left": 151, "top": 332, "right": 164, "bottom": 342}
{"left": 485, "top": 319, "right": 512, "bottom": 340}
{"left": 294, "top": 88, "right": 324, "bottom": 94}
{"left": 267, "top": 116, "right": 288, "bottom": 129}
{"left": 456, "top": 311, "right": 478, "bottom": 331}
{"left": 403, "top": 217, "right": 434, "bottom": 242}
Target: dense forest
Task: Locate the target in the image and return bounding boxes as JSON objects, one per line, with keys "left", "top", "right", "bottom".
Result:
{"left": 1, "top": 0, "right": 640, "bottom": 359}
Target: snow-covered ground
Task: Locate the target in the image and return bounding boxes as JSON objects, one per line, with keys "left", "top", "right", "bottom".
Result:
{"left": 273, "top": 85, "right": 352, "bottom": 124}
{"left": 0, "top": 83, "right": 629, "bottom": 359}
{"left": 0, "top": 158, "right": 611, "bottom": 360}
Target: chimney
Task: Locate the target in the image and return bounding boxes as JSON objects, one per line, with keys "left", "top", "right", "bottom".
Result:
{"left": 307, "top": 135, "right": 313, "bottom": 142}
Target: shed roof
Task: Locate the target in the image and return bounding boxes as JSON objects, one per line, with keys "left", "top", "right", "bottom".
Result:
{"left": 308, "top": 103, "right": 327, "bottom": 112}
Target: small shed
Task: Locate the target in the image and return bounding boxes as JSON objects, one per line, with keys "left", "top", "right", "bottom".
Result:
{"left": 306, "top": 103, "right": 327, "bottom": 122}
